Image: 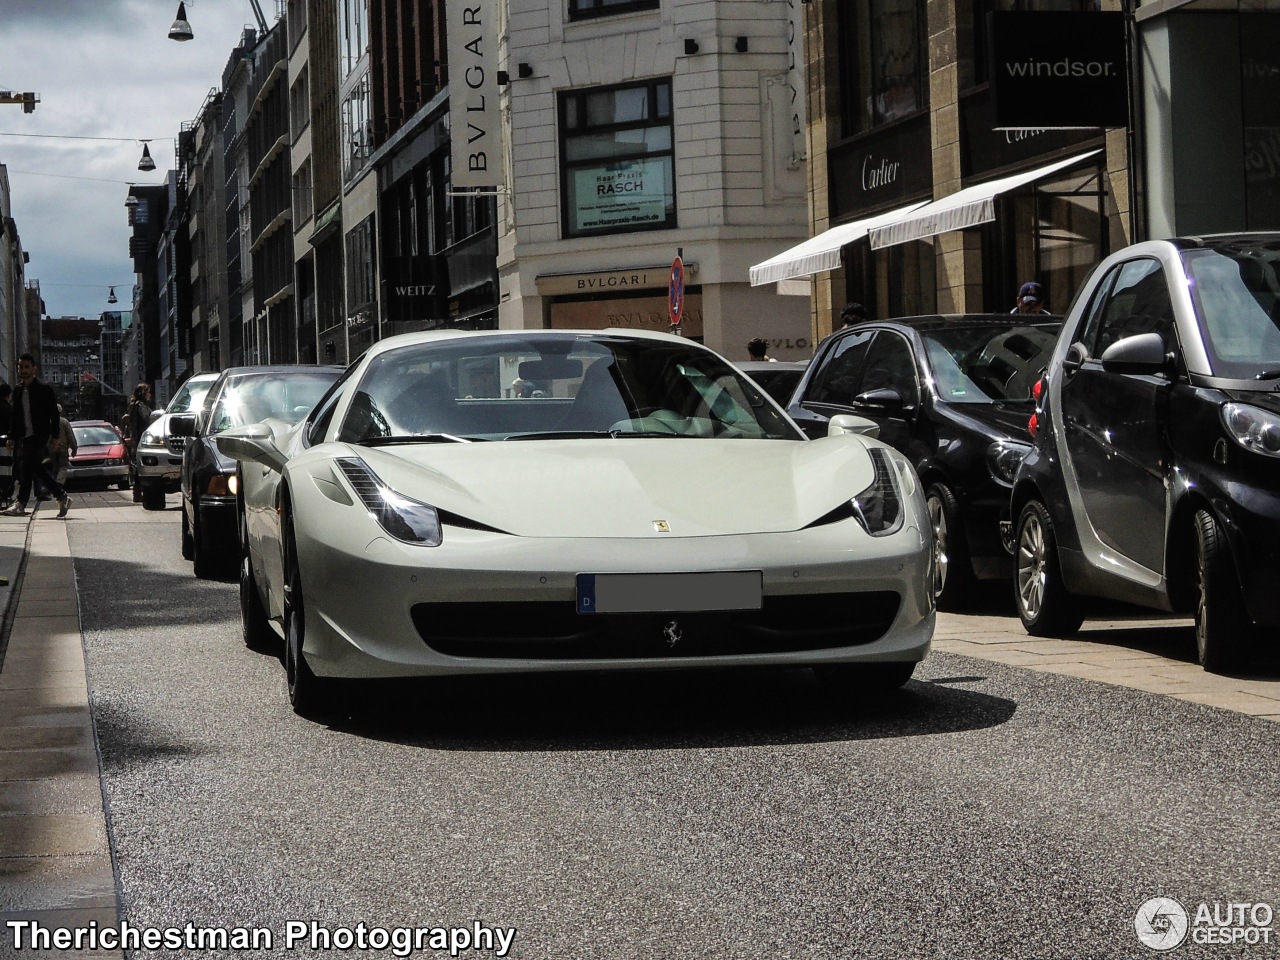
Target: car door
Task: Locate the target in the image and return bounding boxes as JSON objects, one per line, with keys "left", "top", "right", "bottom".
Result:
{"left": 1058, "top": 258, "right": 1175, "bottom": 573}
{"left": 851, "top": 330, "right": 920, "bottom": 454}
{"left": 789, "top": 329, "right": 875, "bottom": 439}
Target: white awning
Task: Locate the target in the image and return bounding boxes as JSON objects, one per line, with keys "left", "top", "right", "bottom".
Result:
{"left": 748, "top": 200, "right": 929, "bottom": 287}
{"left": 868, "top": 149, "right": 1102, "bottom": 250}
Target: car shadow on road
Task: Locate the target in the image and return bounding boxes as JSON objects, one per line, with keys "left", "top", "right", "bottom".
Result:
{"left": 320, "top": 666, "right": 1018, "bottom": 751}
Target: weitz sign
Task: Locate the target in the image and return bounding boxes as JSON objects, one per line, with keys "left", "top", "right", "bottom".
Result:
{"left": 989, "top": 12, "right": 1128, "bottom": 130}
{"left": 447, "top": 1, "right": 501, "bottom": 189}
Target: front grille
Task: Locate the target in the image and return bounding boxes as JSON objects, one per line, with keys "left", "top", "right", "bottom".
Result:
{"left": 166, "top": 436, "right": 188, "bottom": 456}
{"left": 74, "top": 458, "right": 107, "bottom": 468}
{"left": 412, "top": 592, "right": 901, "bottom": 660}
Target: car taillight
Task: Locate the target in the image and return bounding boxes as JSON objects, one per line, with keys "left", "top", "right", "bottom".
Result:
{"left": 1032, "top": 377, "right": 1043, "bottom": 401}
{"left": 1027, "top": 412, "right": 1038, "bottom": 439}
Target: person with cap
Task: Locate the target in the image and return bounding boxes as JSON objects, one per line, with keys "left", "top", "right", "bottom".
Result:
{"left": 1013, "top": 281, "right": 1050, "bottom": 315}
{"left": 839, "top": 302, "right": 870, "bottom": 329}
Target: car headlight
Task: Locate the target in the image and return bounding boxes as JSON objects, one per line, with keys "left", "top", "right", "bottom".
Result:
{"left": 851, "top": 447, "right": 905, "bottom": 537}
{"left": 987, "top": 439, "right": 1033, "bottom": 486}
{"left": 206, "top": 473, "right": 239, "bottom": 496}
{"left": 336, "top": 456, "right": 443, "bottom": 546}
{"left": 1222, "top": 402, "right": 1280, "bottom": 458}
{"left": 105, "top": 458, "right": 123, "bottom": 466}
{"left": 139, "top": 430, "right": 165, "bottom": 448}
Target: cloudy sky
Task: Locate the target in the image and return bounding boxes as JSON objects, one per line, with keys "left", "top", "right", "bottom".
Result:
{"left": 2, "top": 0, "right": 276, "bottom": 319}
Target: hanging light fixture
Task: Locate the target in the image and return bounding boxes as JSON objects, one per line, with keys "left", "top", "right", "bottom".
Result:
{"left": 169, "top": 2, "right": 194, "bottom": 41}
{"left": 107, "top": 286, "right": 118, "bottom": 304}
{"left": 138, "top": 143, "right": 156, "bottom": 172}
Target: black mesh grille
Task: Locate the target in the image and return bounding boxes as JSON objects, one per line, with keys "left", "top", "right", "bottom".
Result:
{"left": 412, "top": 592, "right": 901, "bottom": 660}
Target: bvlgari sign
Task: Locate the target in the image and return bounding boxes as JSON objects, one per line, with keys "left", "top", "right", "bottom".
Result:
{"left": 447, "top": 1, "right": 501, "bottom": 188}
{"left": 989, "top": 12, "right": 1128, "bottom": 130}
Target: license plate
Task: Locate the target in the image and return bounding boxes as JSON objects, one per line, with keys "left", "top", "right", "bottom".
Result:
{"left": 577, "top": 571, "right": 763, "bottom": 615}
{"left": 163, "top": 470, "right": 180, "bottom": 480}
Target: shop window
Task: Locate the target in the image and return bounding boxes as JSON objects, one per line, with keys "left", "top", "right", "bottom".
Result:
{"left": 559, "top": 78, "right": 676, "bottom": 238}
{"left": 838, "top": 0, "right": 927, "bottom": 137}
{"left": 569, "top": 0, "right": 658, "bottom": 20}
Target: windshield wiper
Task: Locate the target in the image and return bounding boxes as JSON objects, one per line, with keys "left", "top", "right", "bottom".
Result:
{"left": 358, "top": 433, "right": 475, "bottom": 445}
{"left": 1255, "top": 370, "right": 1280, "bottom": 381}
{"left": 504, "top": 431, "right": 614, "bottom": 440}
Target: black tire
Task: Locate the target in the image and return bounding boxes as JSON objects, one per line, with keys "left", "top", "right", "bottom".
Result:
{"left": 925, "top": 482, "right": 972, "bottom": 610}
{"left": 192, "top": 506, "right": 231, "bottom": 580}
{"left": 283, "top": 514, "right": 332, "bottom": 716}
{"left": 117, "top": 478, "right": 130, "bottom": 491}
{"left": 1014, "top": 499, "right": 1084, "bottom": 636}
{"left": 239, "top": 503, "right": 274, "bottom": 651}
{"left": 181, "top": 509, "right": 194, "bottom": 561}
{"left": 1194, "top": 509, "right": 1248, "bottom": 673}
{"left": 141, "top": 485, "right": 165, "bottom": 511}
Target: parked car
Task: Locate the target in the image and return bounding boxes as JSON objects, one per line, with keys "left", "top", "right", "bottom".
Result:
{"left": 133, "top": 372, "right": 220, "bottom": 511}
{"left": 737, "top": 360, "right": 809, "bottom": 406}
{"left": 786, "top": 315, "right": 1061, "bottom": 608}
{"left": 67, "top": 421, "right": 130, "bottom": 490}
{"left": 172, "top": 365, "right": 342, "bottom": 579}
{"left": 215, "top": 329, "right": 935, "bottom": 718}
{"left": 1011, "top": 233, "right": 1280, "bottom": 671}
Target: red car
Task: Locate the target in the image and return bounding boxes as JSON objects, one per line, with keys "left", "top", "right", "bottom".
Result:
{"left": 67, "top": 420, "right": 131, "bottom": 490}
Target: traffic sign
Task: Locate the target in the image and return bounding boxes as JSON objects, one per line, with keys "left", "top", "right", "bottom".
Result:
{"left": 668, "top": 255, "right": 685, "bottom": 327}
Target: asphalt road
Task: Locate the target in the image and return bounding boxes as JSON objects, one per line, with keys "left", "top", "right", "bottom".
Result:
{"left": 71, "top": 507, "right": 1280, "bottom": 960}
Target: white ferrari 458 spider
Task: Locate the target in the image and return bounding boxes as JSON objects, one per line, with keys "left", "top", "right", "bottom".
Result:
{"left": 216, "top": 329, "right": 935, "bottom": 716}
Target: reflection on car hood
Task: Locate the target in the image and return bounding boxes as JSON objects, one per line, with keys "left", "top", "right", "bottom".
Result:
{"left": 349, "top": 437, "right": 877, "bottom": 538}
{"left": 942, "top": 400, "right": 1035, "bottom": 442}
{"left": 72, "top": 444, "right": 119, "bottom": 458}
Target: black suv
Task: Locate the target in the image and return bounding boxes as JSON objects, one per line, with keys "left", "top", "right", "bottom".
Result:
{"left": 787, "top": 315, "right": 1060, "bottom": 608}
{"left": 1012, "top": 234, "right": 1280, "bottom": 671}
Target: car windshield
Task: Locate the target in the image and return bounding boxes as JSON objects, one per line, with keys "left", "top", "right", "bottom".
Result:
{"left": 921, "top": 324, "right": 1059, "bottom": 403}
{"left": 336, "top": 334, "right": 804, "bottom": 443}
{"left": 1183, "top": 244, "right": 1280, "bottom": 378}
{"left": 209, "top": 371, "right": 341, "bottom": 433}
{"left": 168, "top": 377, "right": 216, "bottom": 414}
{"left": 73, "top": 426, "right": 119, "bottom": 446}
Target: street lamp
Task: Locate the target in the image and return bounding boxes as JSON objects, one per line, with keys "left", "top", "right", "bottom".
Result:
{"left": 169, "top": 3, "right": 194, "bottom": 41}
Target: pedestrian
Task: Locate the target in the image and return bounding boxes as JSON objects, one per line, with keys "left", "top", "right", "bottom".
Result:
{"left": 747, "top": 337, "right": 776, "bottom": 362}
{"left": 125, "top": 382, "right": 153, "bottom": 503}
{"left": 48, "top": 404, "right": 77, "bottom": 488}
{"left": 3, "top": 354, "right": 71, "bottom": 518}
{"left": 0, "top": 383, "right": 13, "bottom": 508}
{"left": 1012, "top": 281, "right": 1050, "bottom": 315}
{"left": 838, "top": 302, "right": 870, "bottom": 329}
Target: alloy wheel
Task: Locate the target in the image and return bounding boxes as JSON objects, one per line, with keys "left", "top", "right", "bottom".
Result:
{"left": 1017, "top": 512, "right": 1046, "bottom": 620}
{"left": 927, "top": 493, "right": 949, "bottom": 599}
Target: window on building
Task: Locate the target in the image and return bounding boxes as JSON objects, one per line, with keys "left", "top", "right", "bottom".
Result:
{"left": 568, "top": 0, "right": 659, "bottom": 21}
{"left": 559, "top": 78, "right": 675, "bottom": 238}
{"left": 345, "top": 215, "right": 377, "bottom": 318}
{"left": 341, "top": 0, "right": 369, "bottom": 78}
{"left": 838, "top": 0, "right": 928, "bottom": 137}
{"left": 291, "top": 68, "right": 310, "bottom": 141}
{"left": 293, "top": 161, "right": 313, "bottom": 228}
{"left": 342, "top": 76, "right": 372, "bottom": 180}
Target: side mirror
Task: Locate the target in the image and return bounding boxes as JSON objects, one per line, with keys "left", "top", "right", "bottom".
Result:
{"left": 1100, "top": 332, "right": 1169, "bottom": 374}
{"left": 169, "top": 413, "right": 197, "bottom": 437}
{"left": 215, "top": 423, "right": 286, "bottom": 473}
{"left": 853, "top": 387, "right": 904, "bottom": 413}
{"left": 1061, "top": 341, "right": 1089, "bottom": 374}
{"left": 148, "top": 409, "right": 165, "bottom": 424}
{"left": 827, "top": 414, "right": 881, "bottom": 439}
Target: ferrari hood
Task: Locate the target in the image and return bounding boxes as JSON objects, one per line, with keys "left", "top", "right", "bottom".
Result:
{"left": 346, "top": 437, "right": 878, "bottom": 538}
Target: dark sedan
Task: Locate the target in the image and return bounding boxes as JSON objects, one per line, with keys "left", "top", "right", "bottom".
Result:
{"left": 787, "top": 315, "right": 1061, "bottom": 608}
{"left": 171, "top": 365, "right": 342, "bottom": 578}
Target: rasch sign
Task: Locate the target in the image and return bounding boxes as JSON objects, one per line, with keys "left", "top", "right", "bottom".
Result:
{"left": 989, "top": 11, "right": 1127, "bottom": 130}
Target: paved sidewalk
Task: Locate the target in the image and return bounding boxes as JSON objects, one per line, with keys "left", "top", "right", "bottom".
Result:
{"left": 0, "top": 502, "right": 122, "bottom": 959}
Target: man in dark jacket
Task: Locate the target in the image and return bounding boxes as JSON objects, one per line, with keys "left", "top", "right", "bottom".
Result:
{"left": 4, "top": 354, "right": 70, "bottom": 517}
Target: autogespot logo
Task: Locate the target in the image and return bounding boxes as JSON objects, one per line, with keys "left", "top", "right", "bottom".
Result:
{"left": 1135, "top": 897, "right": 1189, "bottom": 951}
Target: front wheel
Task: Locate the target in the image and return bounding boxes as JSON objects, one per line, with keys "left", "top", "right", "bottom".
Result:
{"left": 1014, "top": 500, "right": 1084, "bottom": 637}
{"left": 284, "top": 515, "right": 333, "bottom": 716}
{"left": 181, "top": 509, "right": 194, "bottom": 561}
{"left": 141, "top": 485, "right": 165, "bottom": 511}
{"left": 1194, "top": 509, "right": 1248, "bottom": 672}
{"left": 925, "top": 482, "right": 972, "bottom": 610}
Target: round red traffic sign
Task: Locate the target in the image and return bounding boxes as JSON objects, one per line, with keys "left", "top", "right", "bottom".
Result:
{"left": 668, "top": 256, "right": 685, "bottom": 327}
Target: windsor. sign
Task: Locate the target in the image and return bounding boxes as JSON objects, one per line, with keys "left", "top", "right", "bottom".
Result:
{"left": 989, "top": 12, "right": 1128, "bottom": 130}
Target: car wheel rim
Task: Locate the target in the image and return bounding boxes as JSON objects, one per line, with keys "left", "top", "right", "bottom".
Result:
{"left": 928, "top": 494, "right": 948, "bottom": 598}
{"left": 1195, "top": 529, "right": 1209, "bottom": 657}
{"left": 1017, "top": 514, "right": 1046, "bottom": 620}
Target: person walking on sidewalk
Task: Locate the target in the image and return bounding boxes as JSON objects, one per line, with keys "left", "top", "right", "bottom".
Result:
{"left": 0, "top": 383, "right": 13, "bottom": 508}
{"left": 4, "top": 354, "right": 71, "bottom": 518}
